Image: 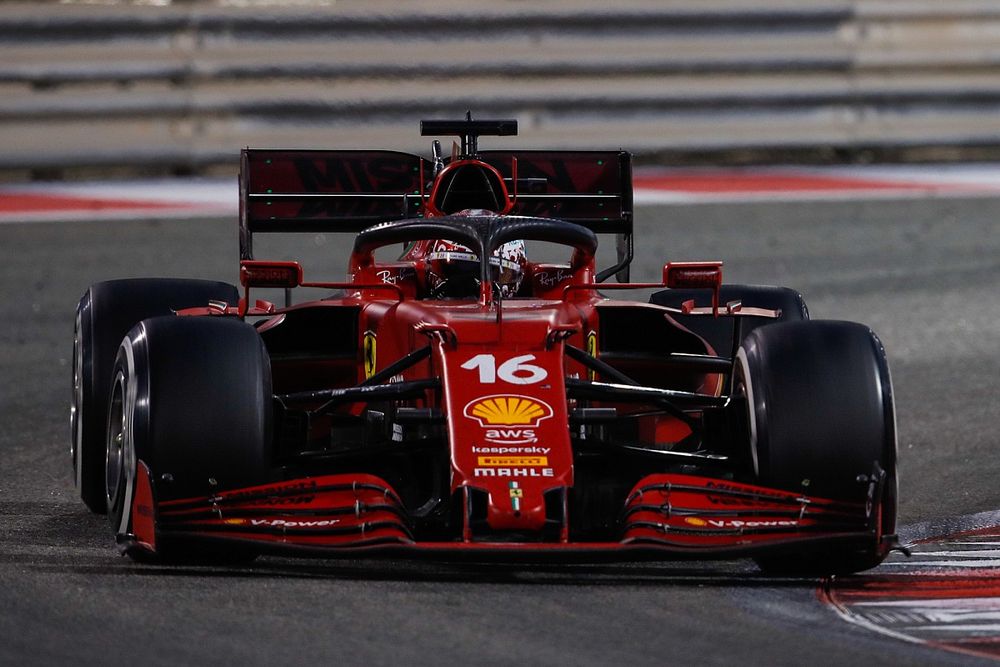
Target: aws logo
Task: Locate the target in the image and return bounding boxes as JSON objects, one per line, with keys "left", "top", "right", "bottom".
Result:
{"left": 484, "top": 428, "right": 537, "bottom": 444}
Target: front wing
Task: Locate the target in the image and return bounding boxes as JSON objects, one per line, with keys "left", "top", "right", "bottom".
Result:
{"left": 126, "top": 463, "right": 888, "bottom": 562}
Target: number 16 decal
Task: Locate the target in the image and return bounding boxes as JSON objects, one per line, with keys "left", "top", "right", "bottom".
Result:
{"left": 461, "top": 354, "right": 548, "bottom": 385}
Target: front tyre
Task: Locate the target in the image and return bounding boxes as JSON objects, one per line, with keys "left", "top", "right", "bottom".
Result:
{"left": 73, "top": 279, "right": 238, "bottom": 513}
{"left": 107, "top": 316, "right": 272, "bottom": 561}
{"left": 735, "top": 320, "right": 897, "bottom": 575}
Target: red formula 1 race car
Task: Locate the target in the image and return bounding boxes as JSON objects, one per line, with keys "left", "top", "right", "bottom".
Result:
{"left": 71, "top": 118, "right": 897, "bottom": 574}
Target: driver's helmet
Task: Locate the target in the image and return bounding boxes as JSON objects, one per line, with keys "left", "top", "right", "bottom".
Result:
{"left": 425, "top": 238, "right": 527, "bottom": 299}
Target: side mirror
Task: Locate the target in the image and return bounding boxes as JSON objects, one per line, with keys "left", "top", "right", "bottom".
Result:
{"left": 663, "top": 261, "right": 723, "bottom": 316}
{"left": 662, "top": 261, "right": 722, "bottom": 289}
{"left": 240, "top": 260, "right": 303, "bottom": 288}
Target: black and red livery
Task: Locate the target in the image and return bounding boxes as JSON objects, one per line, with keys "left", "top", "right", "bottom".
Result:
{"left": 71, "top": 118, "right": 898, "bottom": 574}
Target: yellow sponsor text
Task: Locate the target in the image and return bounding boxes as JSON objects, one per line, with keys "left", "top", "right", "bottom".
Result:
{"left": 477, "top": 456, "right": 549, "bottom": 467}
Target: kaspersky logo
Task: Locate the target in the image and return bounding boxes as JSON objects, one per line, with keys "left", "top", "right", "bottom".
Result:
{"left": 464, "top": 395, "right": 553, "bottom": 443}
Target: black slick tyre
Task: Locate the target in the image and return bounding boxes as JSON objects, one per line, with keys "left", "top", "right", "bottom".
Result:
{"left": 106, "top": 316, "right": 272, "bottom": 561}
{"left": 72, "top": 278, "right": 238, "bottom": 513}
{"left": 734, "top": 320, "right": 897, "bottom": 575}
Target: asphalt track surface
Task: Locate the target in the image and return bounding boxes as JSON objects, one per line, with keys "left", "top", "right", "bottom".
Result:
{"left": 1, "top": 197, "right": 999, "bottom": 666}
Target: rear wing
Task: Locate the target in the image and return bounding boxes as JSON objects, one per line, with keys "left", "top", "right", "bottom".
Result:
{"left": 480, "top": 150, "right": 632, "bottom": 235}
{"left": 240, "top": 149, "right": 428, "bottom": 259}
{"left": 239, "top": 147, "right": 633, "bottom": 279}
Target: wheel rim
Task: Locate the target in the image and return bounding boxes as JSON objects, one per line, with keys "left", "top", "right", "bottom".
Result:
{"left": 71, "top": 312, "right": 83, "bottom": 481}
{"left": 734, "top": 347, "right": 760, "bottom": 478}
{"left": 105, "top": 372, "right": 126, "bottom": 510}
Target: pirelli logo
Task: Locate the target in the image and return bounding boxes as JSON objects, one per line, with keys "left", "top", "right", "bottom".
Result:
{"left": 477, "top": 456, "right": 548, "bottom": 467}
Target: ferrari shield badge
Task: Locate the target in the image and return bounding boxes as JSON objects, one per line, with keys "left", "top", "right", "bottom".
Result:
{"left": 363, "top": 331, "right": 377, "bottom": 379}
{"left": 586, "top": 331, "right": 597, "bottom": 380}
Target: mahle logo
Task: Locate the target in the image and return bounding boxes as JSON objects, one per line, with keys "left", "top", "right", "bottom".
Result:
{"left": 464, "top": 395, "right": 553, "bottom": 427}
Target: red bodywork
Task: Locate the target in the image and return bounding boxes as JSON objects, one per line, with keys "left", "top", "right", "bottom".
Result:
{"left": 122, "top": 128, "right": 887, "bottom": 561}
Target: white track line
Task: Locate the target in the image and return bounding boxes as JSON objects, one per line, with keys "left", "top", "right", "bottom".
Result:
{"left": 2, "top": 165, "right": 1000, "bottom": 223}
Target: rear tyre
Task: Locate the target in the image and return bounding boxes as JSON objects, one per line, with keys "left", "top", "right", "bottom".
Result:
{"left": 106, "top": 316, "right": 272, "bottom": 562}
{"left": 72, "top": 278, "right": 238, "bottom": 513}
{"left": 734, "top": 320, "right": 897, "bottom": 575}
{"left": 650, "top": 284, "right": 808, "bottom": 357}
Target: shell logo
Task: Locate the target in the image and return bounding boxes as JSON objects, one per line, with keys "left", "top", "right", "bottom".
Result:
{"left": 684, "top": 517, "right": 708, "bottom": 527}
{"left": 464, "top": 395, "right": 554, "bottom": 427}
